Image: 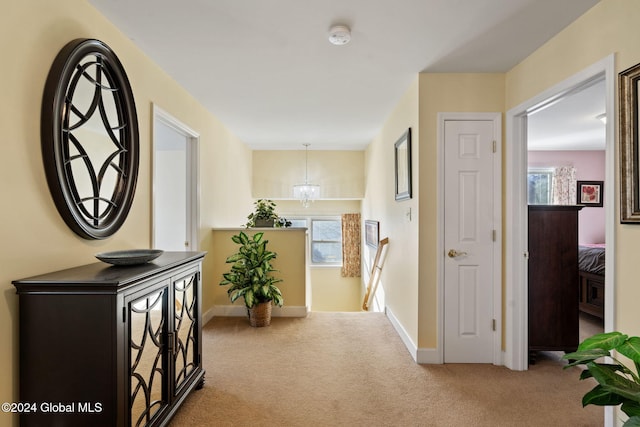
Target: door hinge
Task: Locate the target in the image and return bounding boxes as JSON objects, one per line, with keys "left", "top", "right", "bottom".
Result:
{"left": 122, "top": 307, "right": 127, "bottom": 323}
{"left": 492, "top": 140, "right": 497, "bottom": 153}
{"left": 492, "top": 319, "right": 496, "bottom": 331}
{"left": 185, "top": 241, "right": 190, "bottom": 248}
{"left": 492, "top": 230, "right": 496, "bottom": 242}
{"left": 524, "top": 251, "right": 530, "bottom": 259}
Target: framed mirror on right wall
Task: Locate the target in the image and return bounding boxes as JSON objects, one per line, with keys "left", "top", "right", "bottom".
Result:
{"left": 619, "top": 62, "right": 640, "bottom": 223}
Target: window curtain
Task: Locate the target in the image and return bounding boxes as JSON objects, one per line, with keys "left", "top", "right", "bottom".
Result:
{"left": 552, "top": 166, "right": 576, "bottom": 205}
{"left": 341, "top": 213, "right": 361, "bottom": 277}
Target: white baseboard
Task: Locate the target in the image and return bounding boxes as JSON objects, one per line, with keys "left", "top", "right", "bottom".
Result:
{"left": 203, "top": 307, "right": 215, "bottom": 325}
{"left": 417, "top": 347, "right": 442, "bottom": 364}
{"left": 272, "top": 305, "right": 310, "bottom": 317}
{"left": 385, "top": 307, "right": 442, "bottom": 364}
{"left": 210, "top": 304, "right": 309, "bottom": 318}
{"left": 385, "top": 307, "right": 418, "bottom": 362}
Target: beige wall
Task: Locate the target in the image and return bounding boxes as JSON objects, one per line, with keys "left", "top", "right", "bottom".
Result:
{"left": 506, "top": 0, "right": 639, "bottom": 108}
{"left": 5, "top": 0, "right": 637, "bottom": 423}
{"left": 417, "top": 74, "right": 505, "bottom": 349}
{"left": 252, "top": 150, "right": 364, "bottom": 199}
{"left": 211, "top": 229, "right": 308, "bottom": 310}
{"left": 363, "top": 76, "right": 420, "bottom": 344}
{"left": 507, "top": 0, "right": 640, "bottom": 342}
{"left": 368, "top": 0, "right": 637, "bottom": 359}
{"left": 503, "top": 1, "right": 640, "bottom": 420}
{"left": 272, "top": 199, "right": 364, "bottom": 312}
{"left": 1, "top": 0, "right": 253, "bottom": 416}
{"left": 275, "top": 200, "right": 361, "bottom": 218}
{"left": 362, "top": 74, "right": 504, "bottom": 351}
{"left": 309, "top": 268, "right": 361, "bottom": 312}
{"left": 366, "top": 1, "right": 640, "bottom": 361}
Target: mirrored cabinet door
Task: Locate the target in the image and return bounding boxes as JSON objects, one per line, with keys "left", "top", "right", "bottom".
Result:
{"left": 13, "top": 252, "right": 205, "bottom": 427}
{"left": 173, "top": 271, "right": 199, "bottom": 394}
{"left": 129, "top": 285, "right": 169, "bottom": 427}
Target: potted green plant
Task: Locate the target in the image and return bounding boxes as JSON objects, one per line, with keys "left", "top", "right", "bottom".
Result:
{"left": 219, "top": 231, "right": 284, "bottom": 327}
{"left": 244, "top": 199, "right": 291, "bottom": 228}
{"left": 245, "top": 199, "right": 278, "bottom": 227}
{"left": 563, "top": 331, "right": 640, "bottom": 426}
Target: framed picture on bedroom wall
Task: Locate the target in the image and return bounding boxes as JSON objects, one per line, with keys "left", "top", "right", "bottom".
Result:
{"left": 577, "top": 181, "right": 603, "bottom": 207}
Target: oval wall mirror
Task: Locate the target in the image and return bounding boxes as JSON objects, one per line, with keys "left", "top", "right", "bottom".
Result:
{"left": 41, "top": 38, "right": 139, "bottom": 240}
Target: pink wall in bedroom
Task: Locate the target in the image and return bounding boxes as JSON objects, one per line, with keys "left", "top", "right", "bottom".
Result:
{"left": 528, "top": 150, "right": 605, "bottom": 245}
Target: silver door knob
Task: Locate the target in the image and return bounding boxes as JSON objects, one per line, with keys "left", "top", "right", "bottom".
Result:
{"left": 448, "top": 249, "right": 468, "bottom": 258}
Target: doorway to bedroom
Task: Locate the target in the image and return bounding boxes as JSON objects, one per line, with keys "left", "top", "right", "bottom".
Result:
{"left": 505, "top": 55, "right": 615, "bottom": 372}
{"left": 152, "top": 106, "right": 200, "bottom": 252}
{"left": 526, "top": 78, "right": 606, "bottom": 356}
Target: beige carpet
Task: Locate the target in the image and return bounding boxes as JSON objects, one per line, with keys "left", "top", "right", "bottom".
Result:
{"left": 170, "top": 312, "right": 601, "bottom": 426}
{"left": 580, "top": 312, "right": 604, "bottom": 343}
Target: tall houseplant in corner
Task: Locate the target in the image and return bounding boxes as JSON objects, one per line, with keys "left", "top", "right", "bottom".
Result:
{"left": 219, "top": 231, "right": 284, "bottom": 327}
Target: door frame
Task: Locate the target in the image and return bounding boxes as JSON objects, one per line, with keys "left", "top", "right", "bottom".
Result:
{"left": 504, "top": 54, "right": 616, "bottom": 373}
{"left": 437, "top": 112, "right": 503, "bottom": 365}
{"left": 152, "top": 104, "right": 200, "bottom": 250}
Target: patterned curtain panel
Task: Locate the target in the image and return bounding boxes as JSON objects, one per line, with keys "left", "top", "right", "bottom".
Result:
{"left": 552, "top": 166, "right": 576, "bottom": 205}
{"left": 341, "top": 213, "right": 361, "bottom": 277}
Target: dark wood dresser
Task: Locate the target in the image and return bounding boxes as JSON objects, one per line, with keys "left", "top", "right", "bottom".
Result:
{"left": 528, "top": 205, "right": 582, "bottom": 362}
{"left": 13, "top": 251, "right": 206, "bottom": 427}
{"left": 579, "top": 271, "right": 605, "bottom": 319}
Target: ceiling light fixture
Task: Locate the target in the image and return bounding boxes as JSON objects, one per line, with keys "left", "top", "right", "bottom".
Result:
{"left": 328, "top": 25, "right": 351, "bottom": 46}
{"left": 293, "top": 144, "right": 320, "bottom": 208}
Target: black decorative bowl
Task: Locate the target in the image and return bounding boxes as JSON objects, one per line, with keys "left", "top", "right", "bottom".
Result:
{"left": 95, "top": 249, "right": 164, "bottom": 266}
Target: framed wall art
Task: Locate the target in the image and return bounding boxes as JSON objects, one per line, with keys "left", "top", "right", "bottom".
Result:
{"left": 620, "top": 62, "right": 640, "bottom": 222}
{"left": 394, "top": 128, "right": 412, "bottom": 201}
{"left": 577, "top": 181, "right": 603, "bottom": 207}
{"left": 365, "top": 220, "right": 379, "bottom": 248}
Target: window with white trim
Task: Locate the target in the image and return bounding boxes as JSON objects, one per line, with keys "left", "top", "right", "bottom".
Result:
{"left": 527, "top": 168, "right": 554, "bottom": 205}
{"left": 311, "top": 218, "right": 342, "bottom": 265}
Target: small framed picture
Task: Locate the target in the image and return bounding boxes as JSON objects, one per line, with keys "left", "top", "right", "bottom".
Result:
{"left": 577, "top": 181, "right": 603, "bottom": 207}
{"left": 365, "top": 220, "right": 379, "bottom": 248}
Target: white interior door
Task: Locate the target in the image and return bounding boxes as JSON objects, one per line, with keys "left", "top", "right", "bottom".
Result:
{"left": 443, "top": 118, "right": 498, "bottom": 363}
{"left": 153, "top": 107, "right": 199, "bottom": 251}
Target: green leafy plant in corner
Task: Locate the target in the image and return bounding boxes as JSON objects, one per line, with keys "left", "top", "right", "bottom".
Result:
{"left": 219, "top": 231, "right": 284, "bottom": 308}
{"left": 563, "top": 331, "right": 640, "bottom": 426}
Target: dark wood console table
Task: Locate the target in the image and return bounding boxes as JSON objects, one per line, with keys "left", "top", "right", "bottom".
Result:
{"left": 13, "top": 251, "right": 206, "bottom": 427}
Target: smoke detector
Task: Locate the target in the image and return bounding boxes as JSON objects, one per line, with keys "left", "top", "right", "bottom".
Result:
{"left": 328, "top": 25, "right": 351, "bottom": 45}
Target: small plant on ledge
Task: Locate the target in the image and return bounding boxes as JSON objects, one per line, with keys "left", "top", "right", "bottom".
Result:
{"left": 244, "top": 199, "right": 291, "bottom": 228}
{"left": 219, "top": 231, "right": 284, "bottom": 327}
{"left": 563, "top": 331, "right": 640, "bottom": 426}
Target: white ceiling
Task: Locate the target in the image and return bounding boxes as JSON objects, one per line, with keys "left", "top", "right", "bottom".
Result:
{"left": 87, "top": 0, "right": 601, "bottom": 150}
{"left": 528, "top": 79, "right": 606, "bottom": 151}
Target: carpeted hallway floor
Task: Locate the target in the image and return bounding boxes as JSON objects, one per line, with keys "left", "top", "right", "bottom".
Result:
{"left": 170, "top": 312, "right": 601, "bottom": 426}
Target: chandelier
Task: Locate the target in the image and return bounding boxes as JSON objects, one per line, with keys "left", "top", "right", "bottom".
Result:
{"left": 292, "top": 144, "right": 320, "bottom": 208}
